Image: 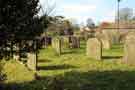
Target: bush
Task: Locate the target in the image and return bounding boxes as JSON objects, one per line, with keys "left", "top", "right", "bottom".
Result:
{"left": 0, "top": 62, "right": 6, "bottom": 82}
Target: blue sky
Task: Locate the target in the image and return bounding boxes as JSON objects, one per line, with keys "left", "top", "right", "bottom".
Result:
{"left": 40, "top": 0, "right": 135, "bottom": 24}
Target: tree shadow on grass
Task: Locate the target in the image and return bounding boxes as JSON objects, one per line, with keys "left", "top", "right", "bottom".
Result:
{"left": 38, "top": 59, "right": 52, "bottom": 63}
{"left": 102, "top": 56, "right": 123, "bottom": 60}
{"left": 62, "top": 48, "right": 85, "bottom": 55}
{"left": 2, "top": 70, "right": 135, "bottom": 90}
{"left": 37, "top": 64, "right": 77, "bottom": 71}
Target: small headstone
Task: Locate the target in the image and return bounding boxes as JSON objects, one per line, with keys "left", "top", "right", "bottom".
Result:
{"left": 86, "top": 38, "right": 102, "bottom": 60}
{"left": 70, "top": 36, "right": 80, "bottom": 48}
{"left": 13, "top": 43, "right": 21, "bottom": 61}
{"left": 123, "top": 32, "right": 135, "bottom": 65}
{"left": 101, "top": 30, "right": 112, "bottom": 49}
{"left": 52, "top": 37, "right": 62, "bottom": 55}
{"left": 27, "top": 52, "right": 37, "bottom": 71}
{"left": 42, "top": 36, "right": 52, "bottom": 48}
{"left": 101, "top": 39, "right": 111, "bottom": 49}
{"left": 106, "top": 30, "right": 120, "bottom": 44}
{"left": 13, "top": 54, "right": 20, "bottom": 61}
{"left": 62, "top": 36, "right": 70, "bottom": 48}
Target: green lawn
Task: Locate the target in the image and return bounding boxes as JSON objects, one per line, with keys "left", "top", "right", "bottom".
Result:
{"left": 3, "top": 42, "right": 135, "bottom": 90}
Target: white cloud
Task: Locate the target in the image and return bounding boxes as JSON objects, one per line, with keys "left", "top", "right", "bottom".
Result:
{"left": 56, "top": 4, "right": 97, "bottom": 24}
{"left": 101, "top": 10, "right": 116, "bottom": 22}
{"left": 62, "top": 4, "right": 97, "bottom": 14}
{"left": 39, "top": 0, "right": 117, "bottom": 24}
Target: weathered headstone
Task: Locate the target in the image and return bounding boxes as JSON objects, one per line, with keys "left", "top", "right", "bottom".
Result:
{"left": 102, "top": 30, "right": 112, "bottom": 49}
{"left": 13, "top": 54, "right": 20, "bottom": 61}
{"left": 111, "top": 30, "right": 120, "bottom": 44}
{"left": 52, "top": 37, "right": 62, "bottom": 55}
{"left": 105, "top": 30, "right": 120, "bottom": 44}
{"left": 70, "top": 36, "right": 80, "bottom": 48}
{"left": 123, "top": 32, "right": 135, "bottom": 65}
{"left": 27, "top": 39, "right": 38, "bottom": 71}
{"left": 13, "top": 43, "right": 21, "bottom": 61}
{"left": 86, "top": 38, "right": 102, "bottom": 60}
{"left": 101, "top": 39, "right": 111, "bottom": 49}
{"left": 96, "top": 30, "right": 112, "bottom": 49}
{"left": 42, "top": 36, "right": 52, "bottom": 48}
{"left": 27, "top": 52, "right": 37, "bottom": 71}
{"left": 62, "top": 36, "right": 70, "bottom": 48}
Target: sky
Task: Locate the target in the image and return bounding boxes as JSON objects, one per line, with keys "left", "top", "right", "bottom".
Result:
{"left": 40, "top": 0, "right": 135, "bottom": 24}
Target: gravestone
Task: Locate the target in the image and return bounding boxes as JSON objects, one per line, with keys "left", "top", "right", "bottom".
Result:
{"left": 101, "top": 30, "right": 112, "bottom": 49}
{"left": 13, "top": 54, "right": 20, "bottom": 61}
{"left": 62, "top": 36, "right": 70, "bottom": 48}
{"left": 27, "top": 39, "right": 38, "bottom": 71}
{"left": 86, "top": 38, "right": 102, "bottom": 60}
{"left": 111, "top": 30, "right": 120, "bottom": 44}
{"left": 101, "top": 39, "right": 111, "bottom": 49}
{"left": 42, "top": 36, "right": 52, "bottom": 48}
{"left": 70, "top": 36, "right": 80, "bottom": 48}
{"left": 52, "top": 37, "right": 62, "bottom": 55}
{"left": 106, "top": 30, "right": 120, "bottom": 44}
{"left": 13, "top": 43, "right": 21, "bottom": 61}
{"left": 123, "top": 32, "right": 135, "bottom": 65}
{"left": 27, "top": 52, "right": 37, "bottom": 71}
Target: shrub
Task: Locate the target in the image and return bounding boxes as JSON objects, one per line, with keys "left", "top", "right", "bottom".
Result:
{"left": 0, "top": 62, "right": 6, "bottom": 82}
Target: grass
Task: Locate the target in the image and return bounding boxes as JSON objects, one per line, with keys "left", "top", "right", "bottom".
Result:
{"left": 2, "top": 41, "right": 135, "bottom": 90}
{"left": 2, "top": 60, "right": 35, "bottom": 83}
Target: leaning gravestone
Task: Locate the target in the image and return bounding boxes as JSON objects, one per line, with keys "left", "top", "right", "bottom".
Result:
{"left": 70, "top": 36, "right": 80, "bottom": 48}
{"left": 13, "top": 54, "right": 20, "bottom": 61}
{"left": 86, "top": 38, "right": 102, "bottom": 60}
{"left": 101, "top": 30, "right": 112, "bottom": 49}
{"left": 27, "top": 52, "right": 37, "bottom": 71}
{"left": 106, "top": 30, "right": 120, "bottom": 44}
{"left": 27, "top": 40, "right": 38, "bottom": 71}
{"left": 13, "top": 43, "right": 21, "bottom": 61}
{"left": 123, "top": 32, "right": 135, "bottom": 65}
{"left": 101, "top": 38, "right": 111, "bottom": 49}
{"left": 52, "top": 37, "right": 62, "bottom": 55}
{"left": 62, "top": 36, "right": 70, "bottom": 48}
{"left": 43, "top": 36, "right": 52, "bottom": 47}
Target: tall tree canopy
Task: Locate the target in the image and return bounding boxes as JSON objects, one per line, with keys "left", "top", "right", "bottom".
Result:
{"left": 0, "top": 0, "right": 42, "bottom": 41}
{"left": 0, "top": 0, "right": 43, "bottom": 59}
{"left": 86, "top": 18, "right": 95, "bottom": 29}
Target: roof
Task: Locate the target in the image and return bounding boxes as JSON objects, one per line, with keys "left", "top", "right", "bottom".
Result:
{"left": 99, "top": 21, "right": 135, "bottom": 29}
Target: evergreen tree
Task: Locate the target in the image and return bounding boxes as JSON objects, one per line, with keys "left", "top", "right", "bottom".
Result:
{"left": 0, "top": 0, "right": 43, "bottom": 59}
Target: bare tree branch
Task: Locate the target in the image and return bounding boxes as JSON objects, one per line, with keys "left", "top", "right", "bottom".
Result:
{"left": 39, "top": 0, "right": 56, "bottom": 16}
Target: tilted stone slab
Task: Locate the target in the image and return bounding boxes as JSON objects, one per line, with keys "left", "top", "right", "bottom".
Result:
{"left": 27, "top": 53, "right": 37, "bottom": 71}
{"left": 123, "top": 32, "right": 135, "bottom": 65}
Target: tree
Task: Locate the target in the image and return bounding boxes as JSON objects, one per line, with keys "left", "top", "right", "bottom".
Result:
{"left": 69, "top": 18, "right": 80, "bottom": 31}
{"left": 0, "top": 62, "right": 6, "bottom": 85}
{"left": 44, "top": 16, "right": 74, "bottom": 36}
{"left": 0, "top": 0, "right": 42, "bottom": 59}
{"left": 40, "top": 0, "right": 56, "bottom": 16}
{"left": 86, "top": 18, "right": 96, "bottom": 38}
{"left": 86, "top": 18, "right": 95, "bottom": 29}
{"left": 40, "top": 0, "right": 56, "bottom": 33}
{"left": 116, "top": 7, "right": 133, "bottom": 22}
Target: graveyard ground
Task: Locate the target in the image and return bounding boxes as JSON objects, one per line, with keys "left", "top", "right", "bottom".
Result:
{"left": 3, "top": 42, "right": 135, "bottom": 90}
